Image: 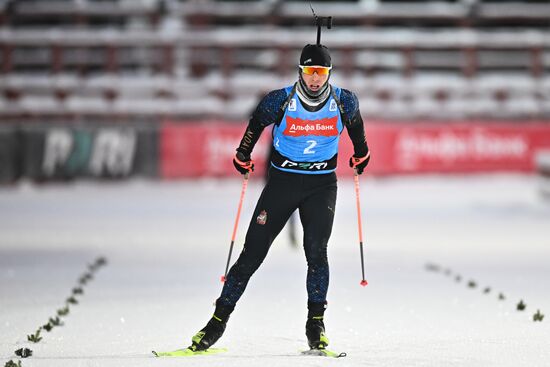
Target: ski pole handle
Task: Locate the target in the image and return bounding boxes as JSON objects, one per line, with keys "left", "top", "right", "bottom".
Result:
{"left": 221, "top": 172, "right": 249, "bottom": 283}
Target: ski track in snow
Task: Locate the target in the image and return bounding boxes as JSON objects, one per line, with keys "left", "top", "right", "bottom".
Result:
{"left": 1, "top": 174, "right": 549, "bottom": 366}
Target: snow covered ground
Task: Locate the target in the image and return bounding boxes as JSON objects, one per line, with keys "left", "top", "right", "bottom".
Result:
{"left": 1, "top": 174, "right": 549, "bottom": 367}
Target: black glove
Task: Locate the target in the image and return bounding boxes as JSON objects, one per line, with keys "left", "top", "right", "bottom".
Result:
{"left": 233, "top": 151, "right": 254, "bottom": 175}
{"left": 349, "top": 152, "right": 370, "bottom": 175}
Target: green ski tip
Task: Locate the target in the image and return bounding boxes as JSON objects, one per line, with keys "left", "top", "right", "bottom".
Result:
{"left": 301, "top": 349, "right": 347, "bottom": 358}
{"left": 152, "top": 347, "right": 227, "bottom": 357}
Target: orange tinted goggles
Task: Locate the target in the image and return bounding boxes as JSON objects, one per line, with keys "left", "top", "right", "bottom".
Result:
{"left": 299, "top": 65, "right": 332, "bottom": 76}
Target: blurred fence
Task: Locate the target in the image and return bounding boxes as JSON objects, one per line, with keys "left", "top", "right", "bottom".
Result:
{"left": 2, "top": 120, "right": 550, "bottom": 183}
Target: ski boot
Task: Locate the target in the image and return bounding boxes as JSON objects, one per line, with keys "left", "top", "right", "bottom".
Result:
{"left": 306, "top": 301, "right": 329, "bottom": 350}
{"left": 189, "top": 303, "right": 234, "bottom": 351}
{"left": 306, "top": 317, "right": 329, "bottom": 349}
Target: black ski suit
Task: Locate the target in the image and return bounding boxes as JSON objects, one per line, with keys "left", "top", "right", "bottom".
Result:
{"left": 217, "top": 83, "right": 369, "bottom": 310}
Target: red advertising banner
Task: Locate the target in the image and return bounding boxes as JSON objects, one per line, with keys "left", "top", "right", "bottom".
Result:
{"left": 161, "top": 122, "right": 272, "bottom": 178}
{"left": 366, "top": 122, "right": 550, "bottom": 175}
{"left": 161, "top": 121, "right": 550, "bottom": 178}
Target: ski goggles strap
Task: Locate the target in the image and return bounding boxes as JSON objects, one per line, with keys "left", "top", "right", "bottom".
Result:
{"left": 299, "top": 65, "right": 332, "bottom": 76}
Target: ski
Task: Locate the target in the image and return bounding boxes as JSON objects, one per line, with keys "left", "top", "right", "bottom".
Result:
{"left": 152, "top": 347, "right": 227, "bottom": 357}
{"left": 153, "top": 346, "right": 344, "bottom": 358}
{"left": 301, "top": 349, "right": 347, "bottom": 358}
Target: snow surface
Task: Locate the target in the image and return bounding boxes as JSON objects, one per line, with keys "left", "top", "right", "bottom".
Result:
{"left": 1, "top": 174, "right": 549, "bottom": 367}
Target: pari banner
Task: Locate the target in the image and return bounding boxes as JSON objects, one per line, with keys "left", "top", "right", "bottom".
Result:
{"left": 160, "top": 121, "right": 550, "bottom": 178}
{"left": 21, "top": 124, "right": 159, "bottom": 180}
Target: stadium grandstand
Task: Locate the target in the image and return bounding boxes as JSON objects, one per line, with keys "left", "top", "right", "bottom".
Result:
{"left": 0, "top": 0, "right": 549, "bottom": 123}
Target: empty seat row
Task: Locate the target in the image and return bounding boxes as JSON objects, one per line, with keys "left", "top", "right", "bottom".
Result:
{"left": 2, "top": 93, "right": 549, "bottom": 120}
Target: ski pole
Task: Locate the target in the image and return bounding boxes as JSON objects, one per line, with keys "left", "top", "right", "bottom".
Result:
{"left": 221, "top": 172, "right": 249, "bottom": 283}
{"left": 353, "top": 168, "right": 368, "bottom": 287}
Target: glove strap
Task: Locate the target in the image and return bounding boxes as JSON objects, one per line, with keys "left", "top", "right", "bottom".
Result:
{"left": 351, "top": 152, "right": 370, "bottom": 167}
{"left": 234, "top": 156, "right": 254, "bottom": 171}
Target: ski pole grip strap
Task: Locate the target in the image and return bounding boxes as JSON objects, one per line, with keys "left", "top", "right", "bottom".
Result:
{"left": 350, "top": 152, "right": 370, "bottom": 167}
